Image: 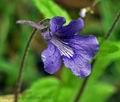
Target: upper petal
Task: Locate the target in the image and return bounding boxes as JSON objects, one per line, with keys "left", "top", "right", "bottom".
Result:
{"left": 50, "top": 16, "right": 66, "bottom": 33}
{"left": 41, "top": 42, "right": 62, "bottom": 74}
{"left": 57, "top": 18, "right": 84, "bottom": 37}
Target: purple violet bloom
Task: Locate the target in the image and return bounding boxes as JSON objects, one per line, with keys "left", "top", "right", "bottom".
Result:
{"left": 40, "top": 16, "right": 99, "bottom": 77}
{"left": 17, "top": 16, "right": 99, "bottom": 77}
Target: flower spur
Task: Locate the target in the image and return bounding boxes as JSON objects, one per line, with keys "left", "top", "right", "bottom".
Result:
{"left": 17, "top": 16, "right": 99, "bottom": 77}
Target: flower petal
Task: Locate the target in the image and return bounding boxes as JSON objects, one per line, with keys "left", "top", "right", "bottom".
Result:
{"left": 62, "top": 35, "right": 99, "bottom": 77}
{"left": 58, "top": 18, "right": 84, "bottom": 37}
{"left": 63, "top": 55, "right": 91, "bottom": 77}
{"left": 50, "top": 16, "right": 66, "bottom": 33}
{"left": 63, "top": 35, "right": 99, "bottom": 61}
{"left": 41, "top": 42, "right": 62, "bottom": 74}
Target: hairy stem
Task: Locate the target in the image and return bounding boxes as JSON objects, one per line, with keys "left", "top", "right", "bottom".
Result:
{"left": 14, "top": 29, "right": 37, "bottom": 102}
{"left": 74, "top": 10, "right": 120, "bottom": 102}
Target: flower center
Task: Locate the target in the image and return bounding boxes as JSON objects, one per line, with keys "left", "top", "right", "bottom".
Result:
{"left": 51, "top": 37, "right": 74, "bottom": 58}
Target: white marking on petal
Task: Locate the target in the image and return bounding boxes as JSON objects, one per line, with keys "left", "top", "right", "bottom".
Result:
{"left": 41, "top": 55, "right": 46, "bottom": 62}
{"left": 51, "top": 37, "right": 74, "bottom": 58}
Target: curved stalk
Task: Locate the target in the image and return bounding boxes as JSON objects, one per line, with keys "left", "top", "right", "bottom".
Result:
{"left": 14, "top": 29, "right": 37, "bottom": 102}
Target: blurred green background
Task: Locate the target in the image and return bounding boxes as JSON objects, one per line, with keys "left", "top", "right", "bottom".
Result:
{"left": 0, "top": 0, "right": 120, "bottom": 102}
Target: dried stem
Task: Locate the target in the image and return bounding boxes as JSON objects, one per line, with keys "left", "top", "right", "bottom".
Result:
{"left": 74, "top": 10, "right": 120, "bottom": 102}
{"left": 14, "top": 29, "right": 37, "bottom": 102}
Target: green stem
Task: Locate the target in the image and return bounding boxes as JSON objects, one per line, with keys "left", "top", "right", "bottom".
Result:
{"left": 74, "top": 10, "right": 120, "bottom": 102}
{"left": 14, "top": 29, "right": 37, "bottom": 102}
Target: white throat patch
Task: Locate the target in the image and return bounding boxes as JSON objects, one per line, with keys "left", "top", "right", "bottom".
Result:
{"left": 51, "top": 37, "right": 74, "bottom": 58}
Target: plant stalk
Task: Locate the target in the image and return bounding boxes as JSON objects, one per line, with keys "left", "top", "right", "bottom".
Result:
{"left": 14, "top": 29, "right": 37, "bottom": 102}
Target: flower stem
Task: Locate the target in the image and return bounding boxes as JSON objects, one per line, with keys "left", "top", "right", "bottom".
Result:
{"left": 74, "top": 10, "right": 120, "bottom": 102}
{"left": 105, "top": 11, "right": 120, "bottom": 39}
{"left": 74, "top": 77, "right": 89, "bottom": 102}
{"left": 14, "top": 29, "right": 37, "bottom": 102}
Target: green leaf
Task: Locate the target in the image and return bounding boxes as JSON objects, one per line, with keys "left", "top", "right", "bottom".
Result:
{"left": 19, "top": 77, "right": 116, "bottom": 102}
{"left": 81, "top": 82, "right": 116, "bottom": 102}
{"left": 20, "top": 77, "right": 60, "bottom": 102}
{"left": 32, "top": 0, "right": 71, "bottom": 22}
{"left": 20, "top": 77, "right": 77, "bottom": 102}
{"left": 99, "top": 41, "right": 119, "bottom": 55}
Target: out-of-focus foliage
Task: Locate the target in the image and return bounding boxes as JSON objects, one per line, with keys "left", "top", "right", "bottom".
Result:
{"left": 32, "top": 0, "right": 71, "bottom": 22}
{"left": 0, "top": 0, "right": 39, "bottom": 95}
{"left": 20, "top": 78, "right": 60, "bottom": 102}
{"left": 0, "top": 0, "right": 120, "bottom": 102}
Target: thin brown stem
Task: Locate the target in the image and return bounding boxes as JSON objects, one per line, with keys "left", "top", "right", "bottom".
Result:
{"left": 105, "top": 11, "right": 120, "bottom": 39}
{"left": 14, "top": 29, "right": 37, "bottom": 102}
{"left": 74, "top": 10, "right": 120, "bottom": 102}
{"left": 74, "top": 77, "right": 89, "bottom": 102}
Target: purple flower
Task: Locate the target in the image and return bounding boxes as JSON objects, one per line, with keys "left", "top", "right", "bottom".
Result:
{"left": 40, "top": 16, "right": 99, "bottom": 77}
{"left": 17, "top": 16, "right": 99, "bottom": 77}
